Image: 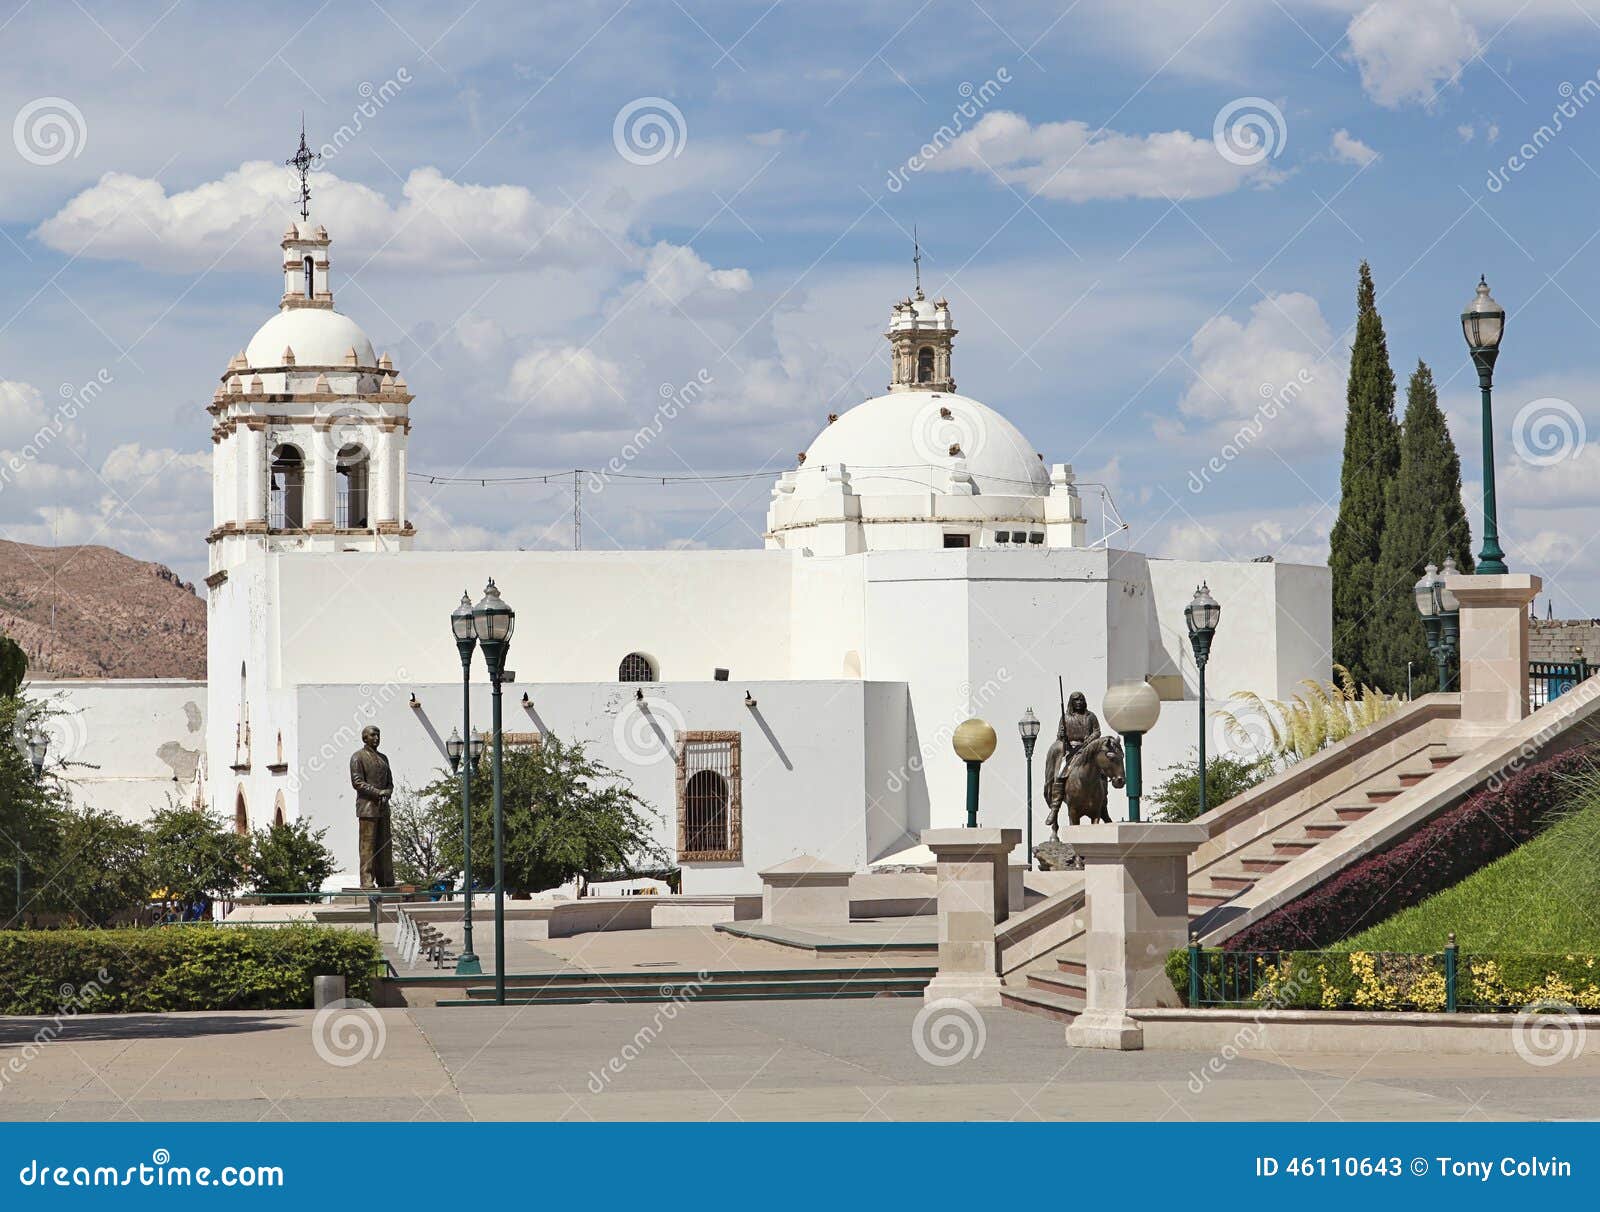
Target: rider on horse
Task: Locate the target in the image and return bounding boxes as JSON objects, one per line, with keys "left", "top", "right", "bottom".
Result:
{"left": 1043, "top": 691, "right": 1101, "bottom": 834}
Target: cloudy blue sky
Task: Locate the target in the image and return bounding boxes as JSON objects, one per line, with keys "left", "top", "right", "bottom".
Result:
{"left": 2, "top": 0, "right": 1600, "bottom": 609}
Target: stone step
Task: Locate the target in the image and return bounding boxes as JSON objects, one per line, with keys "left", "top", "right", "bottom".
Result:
{"left": 1210, "top": 874, "right": 1255, "bottom": 890}
{"left": 1027, "top": 969, "right": 1085, "bottom": 998}
{"left": 1241, "top": 856, "right": 1289, "bottom": 873}
{"left": 1429, "top": 754, "right": 1458, "bottom": 769}
{"left": 1188, "top": 890, "right": 1232, "bottom": 907}
{"left": 1000, "top": 986, "right": 1081, "bottom": 1024}
{"left": 1272, "top": 839, "right": 1317, "bottom": 855}
{"left": 1304, "top": 822, "right": 1345, "bottom": 839}
{"left": 455, "top": 974, "right": 931, "bottom": 1002}
{"left": 1397, "top": 771, "right": 1430, "bottom": 787}
{"left": 1334, "top": 805, "right": 1376, "bottom": 821}
{"left": 1056, "top": 958, "right": 1086, "bottom": 977}
{"left": 1366, "top": 787, "right": 1402, "bottom": 803}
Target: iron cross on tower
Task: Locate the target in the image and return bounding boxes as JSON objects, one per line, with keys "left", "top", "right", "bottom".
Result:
{"left": 286, "top": 118, "right": 320, "bottom": 221}
{"left": 912, "top": 225, "right": 922, "bottom": 297}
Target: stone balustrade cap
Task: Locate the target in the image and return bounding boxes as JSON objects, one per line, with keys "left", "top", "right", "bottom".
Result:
{"left": 1064, "top": 821, "right": 1207, "bottom": 859}
{"left": 921, "top": 827, "right": 1022, "bottom": 856}
{"left": 758, "top": 853, "right": 855, "bottom": 880}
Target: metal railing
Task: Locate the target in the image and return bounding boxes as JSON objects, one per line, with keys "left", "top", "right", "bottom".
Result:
{"left": 1529, "top": 659, "right": 1592, "bottom": 709}
{"left": 1187, "top": 938, "right": 1463, "bottom": 1012}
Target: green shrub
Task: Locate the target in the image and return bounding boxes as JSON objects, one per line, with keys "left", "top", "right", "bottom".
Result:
{"left": 0, "top": 925, "right": 382, "bottom": 1014}
{"left": 1148, "top": 753, "right": 1272, "bottom": 822}
{"left": 249, "top": 818, "right": 338, "bottom": 901}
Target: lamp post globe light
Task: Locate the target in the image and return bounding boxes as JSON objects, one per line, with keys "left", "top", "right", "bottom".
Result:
{"left": 471, "top": 578, "right": 515, "bottom": 1005}
{"left": 1184, "top": 582, "right": 1221, "bottom": 818}
{"left": 1103, "top": 681, "right": 1161, "bottom": 823}
{"left": 1462, "top": 276, "right": 1508, "bottom": 575}
{"left": 1018, "top": 708, "right": 1041, "bottom": 866}
{"left": 1412, "top": 557, "right": 1462, "bottom": 694}
{"left": 449, "top": 592, "right": 482, "bottom": 976}
{"left": 952, "top": 718, "right": 998, "bottom": 829}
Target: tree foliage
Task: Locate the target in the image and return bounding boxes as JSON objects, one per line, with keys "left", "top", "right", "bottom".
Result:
{"left": 1369, "top": 361, "right": 1474, "bottom": 693}
{"left": 413, "top": 733, "right": 668, "bottom": 895}
{"left": 0, "top": 697, "right": 72, "bottom": 928}
{"left": 0, "top": 633, "right": 26, "bottom": 699}
{"left": 145, "top": 806, "right": 250, "bottom": 908}
{"left": 248, "top": 817, "right": 338, "bottom": 902}
{"left": 1149, "top": 753, "right": 1272, "bottom": 823}
{"left": 389, "top": 786, "right": 454, "bottom": 888}
{"left": 49, "top": 805, "right": 151, "bottom": 927}
{"left": 1328, "top": 261, "right": 1401, "bottom": 689}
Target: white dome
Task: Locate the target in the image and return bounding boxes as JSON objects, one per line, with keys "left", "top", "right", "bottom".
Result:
{"left": 803, "top": 391, "right": 1048, "bottom": 497}
{"left": 245, "top": 309, "right": 376, "bottom": 369}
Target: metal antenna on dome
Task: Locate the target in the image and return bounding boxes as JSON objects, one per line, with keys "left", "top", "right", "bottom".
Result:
{"left": 286, "top": 114, "right": 320, "bottom": 221}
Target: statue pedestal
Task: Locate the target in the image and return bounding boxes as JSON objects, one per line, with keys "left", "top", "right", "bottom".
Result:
{"left": 921, "top": 827, "right": 1020, "bottom": 1007}
{"left": 1061, "top": 823, "right": 1206, "bottom": 1051}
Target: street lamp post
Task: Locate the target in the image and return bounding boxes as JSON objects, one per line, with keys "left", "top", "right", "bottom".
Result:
{"left": 1184, "top": 582, "right": 1221, "bottom": 818}
{"left": 1018, "top": 708, "right": 1040, "bottom": 866}
{"left": 1462, "top": 276, "right": 1508, "bottom": 575}
{"left": 470, "top": 578, "right": 515, "bottom": 1006}
{"left": 952, "top": 718, "right": 998, "bottom": 828}
{"left": 1103, "top": 682, "right": 1161, "bottom": 823}
{"left": 449, "top": 593, "right": 483, "bottom": 976}
{"left": 1413, "top": 557, "right": 1462, "bottom": 693}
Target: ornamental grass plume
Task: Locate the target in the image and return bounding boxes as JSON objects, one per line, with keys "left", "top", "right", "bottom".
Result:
{"left": 1217, "top": 664, "right": 1403, "bottom": 766}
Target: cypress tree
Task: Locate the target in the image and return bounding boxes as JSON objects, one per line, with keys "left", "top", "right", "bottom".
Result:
{"left": 1328, "top": 261, "right": 1400, "bottom": 689}
{"left": 1371, "top": 361, "right": 1473, "bottom": 694}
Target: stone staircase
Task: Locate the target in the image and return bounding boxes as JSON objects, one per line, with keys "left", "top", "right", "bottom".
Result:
{"left": 436, "top": 966, "right": 936, "bottom": 1006}
{"left": 999, "top": 733, "right": 1466, "bottom": 1025}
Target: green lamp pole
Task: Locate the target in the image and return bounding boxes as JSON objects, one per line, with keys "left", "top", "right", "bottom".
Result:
{"left": 1018, "top": 709, "right": 1040, "bottom": 866}
{"left": 1462, "top": 276, "right": 1508, "bottom": 575}
{"left": 449, "top": 592, "right": 483, "bottom": 976}
{"left": 1103, "top": 682, "right": 1161, "bottom": 822}
{"left": 471, "top": 578, "right": 515, "bottom": 1006}
{"left": 953, "top": 718, "right": 998, "bottom": 828}
{"left": 1184, "top": 582, "right": 1221, "bottom": 818}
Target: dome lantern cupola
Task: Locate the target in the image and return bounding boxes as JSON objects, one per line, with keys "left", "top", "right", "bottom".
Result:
{"left": 886, "top": 232, "right": 955, "bottom": 393}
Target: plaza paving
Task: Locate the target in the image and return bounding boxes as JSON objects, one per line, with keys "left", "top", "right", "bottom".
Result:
{"left": 3, "top": 999, "right": 1598, "bottom": 1121}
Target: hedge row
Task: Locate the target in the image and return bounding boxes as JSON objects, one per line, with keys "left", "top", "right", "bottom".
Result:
{"left": 1165, "top": 947, "right": 1600, "bottom": 1012}
{"left": 1227, "top": 744, "right": 1597, "bottom": 951}
{"left": 0, "top": 926, "right": 383, "bottom": 1015}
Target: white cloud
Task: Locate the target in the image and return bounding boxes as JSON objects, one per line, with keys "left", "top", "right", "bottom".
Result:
{"left": 928, "top": 110, "right": 1278, "bottom": 202}
{"left": 1345, "top": 0, "right": 1480, "bottom": 108}
{"left": 34, "top": 161, "right": 629, "bottom": 273}
{"left": 506, "top": 347, "right": 631, "bottom": 425}
{"left": 1457, "top": 124, "right": 1476, "bottom": 142}
{"left": 1330, "top": 129, "right": 1379, "bottom": 166}
{"left": 1154, "top": 509, "right": 1330, "bottom": 566}
{"left": 1167, "top": 292, "right": 1346, "bottom": 455}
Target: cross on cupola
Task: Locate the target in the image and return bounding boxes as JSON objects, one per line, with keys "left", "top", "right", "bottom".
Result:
{"left": 285, "top": 116, "right": 319, "bottom": 222}
{"left": 886, "top": 229, "right": 956, "bottom": 393}
{"left": 278, "top": 122, "right": 333, "bottom": 312}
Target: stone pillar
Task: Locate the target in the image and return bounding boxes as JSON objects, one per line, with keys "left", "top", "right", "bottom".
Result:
{"left": 242, "top": 425, "right": 267, "bottom": 525}
{"left": 373, "top": 426, "right": 395, "bottom": 524}
{"left": 1448, "top": 573, "right": 1540, "bottom": 735}
{"left": 1063, "top": 822, "right": 1206, "bottom": 1051}
{"left": 921, "top": 827, "right": 1020, "bottom": 1007}
{"left": 758, "top": 853, "right": 853, "bottom": 928}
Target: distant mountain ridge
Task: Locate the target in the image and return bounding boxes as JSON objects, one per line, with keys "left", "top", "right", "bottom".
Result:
{"left": 0, "top": 540, "right": 205, "bottom": 680}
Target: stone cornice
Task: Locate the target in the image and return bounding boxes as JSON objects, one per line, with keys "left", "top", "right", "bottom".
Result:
{"left": 207, "top": 522, "right": 417, "bottom": 544}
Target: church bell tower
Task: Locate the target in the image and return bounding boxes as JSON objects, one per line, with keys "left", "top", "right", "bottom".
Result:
{"left": 886, "top": 233, "right": 956, "bottom": 393}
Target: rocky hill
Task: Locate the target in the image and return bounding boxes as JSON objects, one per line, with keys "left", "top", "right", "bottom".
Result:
{"left": 0, "top": 541, "right": 205, "bottom": 679}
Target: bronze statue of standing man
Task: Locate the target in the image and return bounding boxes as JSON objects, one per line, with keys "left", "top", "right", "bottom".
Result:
{"left": 350, "top": 724, "right": 394, "bottom": 888}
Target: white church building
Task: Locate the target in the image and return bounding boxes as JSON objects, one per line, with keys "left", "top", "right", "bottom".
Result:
{"left": 35, "top": 212, "right": 1331, "bottom": 894}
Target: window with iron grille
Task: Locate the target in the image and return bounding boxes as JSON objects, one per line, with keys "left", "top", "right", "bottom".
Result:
{"left": 618, "top": 652, "right": 656, "bottom": 682}
{"left": 676, "top": 731, "right": 741, "bottom": 862}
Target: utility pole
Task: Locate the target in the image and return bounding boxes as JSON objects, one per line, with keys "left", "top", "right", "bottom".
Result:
{"left": 573, "top": 471, "right": 581, "bottom": 550}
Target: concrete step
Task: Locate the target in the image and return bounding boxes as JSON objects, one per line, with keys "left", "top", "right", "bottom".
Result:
{"left": 1241, "top": 856, "right": 1288, "bottom": 874}
{"left": 1429, "top": 754, "right": 1458, "bottom": 769}
{"left": 1397, "top": 771, "right": 1430, "bottom": 787}
{"left": 1304, "top": 822, "right": 1345, "bottom": 839}
{"left": 1272, "top": 838, "right": 1318, "bottom": 855}
{"left": 441, "top": 988, "right": 923, "bottom": 1007}
{"left": 1026, "top": 969, "right": 1085, "bottom": 998}
{"left": 1188, "top": 890, "right": 1232, "bottom": 907}
{"left": 1366, "top": 787, "right": 1402, "bottom": 803}
{"left": 1210, "top": 874, "right": 1255, "bottom": 890}
{"left": 1000, "top": 986, "right": 1081, "bottom": 1024}
{"left": 455, "top": 973, "right": 931, "bottom": 1002}
{"left": 1334, "top": 805, "right": 1376, "bottom": 821}
{"left": 1056, "top": 958, "right": 1086, "bottom": 977}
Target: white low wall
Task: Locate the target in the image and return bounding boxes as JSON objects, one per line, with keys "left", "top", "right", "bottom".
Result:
{"left": 1134, "top": 1007, "right": 1600, "bottom": 1056}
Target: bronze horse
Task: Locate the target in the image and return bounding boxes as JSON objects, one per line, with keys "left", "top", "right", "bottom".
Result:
{"left": 1049, "top": 733, "right": 1126, "bottom": 830}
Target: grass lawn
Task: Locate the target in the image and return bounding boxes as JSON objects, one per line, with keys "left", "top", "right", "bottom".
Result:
{"left": 1335, "top": 792, "right": 1600, "bottom": 954}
